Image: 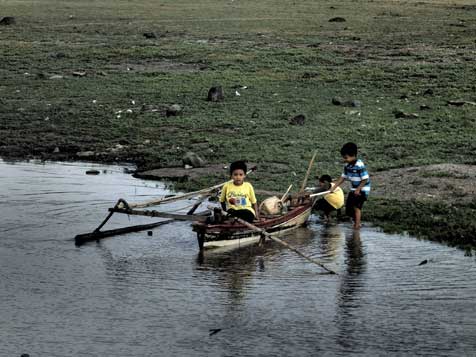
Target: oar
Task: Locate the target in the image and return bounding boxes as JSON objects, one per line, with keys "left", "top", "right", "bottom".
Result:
{"left": 300, "top": 150, "right": 318, "bottom": 192}
{"left": 216, "top": 208, "right": 337, "bottom": 274}
{"left": 129, "top": 167, "right": 257, "bottom": 209}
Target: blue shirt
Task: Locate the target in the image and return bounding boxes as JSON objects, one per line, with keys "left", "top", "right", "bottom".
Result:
{"left": 341, "top": 159, "right": 371, "bottom": 195}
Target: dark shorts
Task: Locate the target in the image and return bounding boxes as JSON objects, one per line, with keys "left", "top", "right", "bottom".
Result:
{"left": 314, "top": 198, "right": 337, "bottom": 215}
{"left": 227, "top": 208, "right": 255, "bottom": 223}
{"left": 345, "top": 192, "right": 367, "bottom": 217}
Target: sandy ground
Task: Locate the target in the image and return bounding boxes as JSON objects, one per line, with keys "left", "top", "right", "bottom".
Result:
{"left": 372, "top": 164, "right": 476, "bottom": 204}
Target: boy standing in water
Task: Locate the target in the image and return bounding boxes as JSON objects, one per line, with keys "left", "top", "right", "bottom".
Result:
{"left": 331, "top": 143, "right": 371, "bottom": 229}
{"left": 220, "top": 161, "right": 259, "bottom": 223}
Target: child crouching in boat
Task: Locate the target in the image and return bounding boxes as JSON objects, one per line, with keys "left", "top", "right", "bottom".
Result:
{"left": 220, "top": 161, "right": 259, "bottom": 223}
{"left": 313, "top": 174, "right": 344, "bottom": 222}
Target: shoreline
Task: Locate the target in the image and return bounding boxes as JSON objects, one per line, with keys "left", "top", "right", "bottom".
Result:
{"left": 3, "top": 153, "right": 474, "bottom": 251}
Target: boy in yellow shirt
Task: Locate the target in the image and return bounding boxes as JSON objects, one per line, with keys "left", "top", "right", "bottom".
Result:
{"left": 220, "top": 161, "right": 259, "bottom": 223}
{"left": 313, "top": 174, "right": 344, "bottom": 222}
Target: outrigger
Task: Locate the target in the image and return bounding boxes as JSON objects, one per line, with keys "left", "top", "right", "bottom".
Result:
{"left": 75, "top": 151, "right": 336, "bottom": 273}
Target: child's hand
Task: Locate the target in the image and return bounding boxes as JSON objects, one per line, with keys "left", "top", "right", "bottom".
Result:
{"left": 228, "top": 197, "right": 236, "bottom": 205}
{"left": 354, "top": 188, "right": 361, "bottom": 196}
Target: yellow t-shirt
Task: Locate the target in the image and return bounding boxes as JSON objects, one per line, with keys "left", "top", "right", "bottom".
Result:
{"left": 324, "top": 183, "right": 344, "bottom": 209}
{"left": 220, "top": 181, "right": 257, "bottom": 215}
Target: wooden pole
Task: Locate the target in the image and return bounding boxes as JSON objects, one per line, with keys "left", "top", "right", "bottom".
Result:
{"left": 280, "top": 184, "right": 293, "bottom": 203}
{"left": 217, "top": 209, "right": 337, "bottom": 274}
{"left": 110, "top": 207, "right": 210, "bottom": 221}
{"left": 300, "top": 150, "right": 318, "bottom": 192}
{"left": 75, "top": 220, "right": 175, "bottom": 246}
{"left": 187, "top": 194, "right": 212, "bottom": 215}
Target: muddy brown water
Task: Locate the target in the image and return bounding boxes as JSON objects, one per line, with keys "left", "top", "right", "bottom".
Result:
{"left": 1, "top": 160, "right": 475, "bottom": 356}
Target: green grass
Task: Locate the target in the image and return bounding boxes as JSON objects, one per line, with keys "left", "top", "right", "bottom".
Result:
{"left": 1, "top": 0, "right": 476, "bottom": 246}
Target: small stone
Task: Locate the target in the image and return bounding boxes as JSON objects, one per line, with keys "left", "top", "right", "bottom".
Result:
{"left": 393, "top": 110, "right": 419, "bottom": 119}
{"left": 72, "top": 71, "right": 86, "bottom": 77}
{"left": 53, "top": 146, "right": 60, "bottom": 153}
{"left": 85, "top": 169, "right": 100, "bottom": 175}
{"left": 143, "top": 32, "right": 157, "bottom": 39}
{"left": 349, "top": 99, "right": 361, "bottom": 107}
{"left": 49, "top": 75, "right": 64, "bottom": 80}
{"left": 147, "top": 231, "right": 153, "bottom": 236}
{"left": 0, "top": 16, "right": 15, "bottom": 25}
{"left": 302, "top": 72, "right": 318, "bottom": 79}
{"left": 77, "top": 151, "right": 95, "bottom": 158}
{"left": 289, "top": 114, "right": 305, "bottom": 126}
{"left": 329, "top": 17, "right": 346, "bottom": 22}
{"left": 332, "top": 96, "right": 343, "bottom": 105}
{"left": 143, "top": 139, "right": 151, "bottom": 144}
{"left": 423, "top": 88, "right": 434, "bottom": 96}
{"left": 184, "top": 164, "right": 193, "bottom": 169}
{"left": 251, "top": 111, "right": 259, "bottom": 118}
{"left": 166, "top": 104, "right": 182, "bottom": 117}
{"left": 447, "top": 100, "right": 476, "bottom": 106}
{"left": 182, "top": 152, "right": 206, "bottom": 168}
{"left": 207, "top": 86, "right": 224, "bottom": 102}
{"left": 399, "top": 94, "right": 409, "bottom": 100}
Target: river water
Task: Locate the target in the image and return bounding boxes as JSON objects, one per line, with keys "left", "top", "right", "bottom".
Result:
{"left": 1, "top": 160, "right": 475, "bottom": 356}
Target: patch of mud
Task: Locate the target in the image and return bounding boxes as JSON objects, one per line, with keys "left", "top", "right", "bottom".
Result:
{"left": 372, "top": 164, "right": 476, "bottom": 204}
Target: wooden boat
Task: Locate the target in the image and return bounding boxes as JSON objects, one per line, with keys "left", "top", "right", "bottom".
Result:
{"left": 192, "top": 195, "right": 315, "bottom": 251}
{"left": 74, "top": 152, "right": 337, "bottom": 272}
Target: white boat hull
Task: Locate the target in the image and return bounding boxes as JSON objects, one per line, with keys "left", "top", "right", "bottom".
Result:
{"left": 203, "top": 206, "right": 312, "bottom": 252}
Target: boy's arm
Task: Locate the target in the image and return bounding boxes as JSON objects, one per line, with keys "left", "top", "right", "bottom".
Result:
{"left": 219, "top": 185, "right": 227, "bottom": 211}
{"left": 330, "top": 176, "right": 345, "bottom": 192}
{"left": 354, "top": 164, "right": 370, "bottom": 196}
{"left": 221, "top": 202, "right": 227, "bottom": 211}
{"left": 249, "top": 184, "right": 259, "bottom": 220}
{"left": 253, "top": 203, "right": 260, "bottom": 220}
{"left": 354, "top": 179, "right": 368, "bottom": 196}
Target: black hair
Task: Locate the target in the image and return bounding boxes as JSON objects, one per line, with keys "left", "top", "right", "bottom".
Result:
{"left": 229, "top": 160, "right": 247, "bottom": 175}
{"left": 319, "top": 174, "right": 332, "bottom": 183}
{"left": 340, "top": 142, "right": 358, "bottom": 157}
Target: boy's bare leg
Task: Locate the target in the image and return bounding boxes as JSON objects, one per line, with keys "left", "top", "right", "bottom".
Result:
{"left": 353, "top": 208, "right": 361, "bottom": 229}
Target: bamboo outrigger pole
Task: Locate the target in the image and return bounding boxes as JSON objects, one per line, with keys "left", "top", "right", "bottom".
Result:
{"left": 128, "top": 167, "right": 257, "bottom": 209}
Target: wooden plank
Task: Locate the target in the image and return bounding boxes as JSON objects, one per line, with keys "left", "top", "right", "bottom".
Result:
{"left": 74, "top": 220, "right": 175, "bottom": 245}
{"left": 110, "top": 208, "right": 210, "bottom": 222}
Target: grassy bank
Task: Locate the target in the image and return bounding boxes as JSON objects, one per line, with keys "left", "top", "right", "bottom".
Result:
{"left": 1, "top": 0, "right": 475, "bottom": 247}
{"left": 366, "top": 198, "right": 476, "bottom": 252}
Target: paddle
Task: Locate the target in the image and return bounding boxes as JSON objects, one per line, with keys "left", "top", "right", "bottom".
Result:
{"left": 215, "top": 208, "right": 337, "bottom": 274}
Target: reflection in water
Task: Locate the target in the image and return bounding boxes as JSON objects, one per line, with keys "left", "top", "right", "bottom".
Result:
{"left": 318, "top": 224, "right": 345, "bottom": 262}
{"left": 196, "top": 247, "right": 261, "bottom": 303}
{"left": 336, "top": 230, "right": 367, "bottom": 350}
{"left": 2, "top": 161, "right": 476, "bottom": 356}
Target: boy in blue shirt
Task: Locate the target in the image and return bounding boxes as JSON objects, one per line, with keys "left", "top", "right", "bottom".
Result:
{"left": 330, "top": 142, "right": 371, "bottom": 229}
